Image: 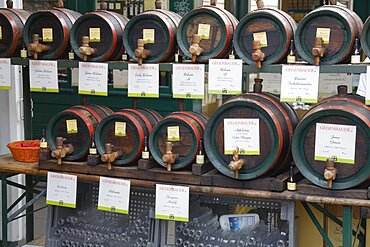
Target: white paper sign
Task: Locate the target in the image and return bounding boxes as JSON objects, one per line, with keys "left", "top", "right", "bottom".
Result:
{"left": 155, "top": 184, "right": 189, "bottom": 222}
{"left": 224, "top": 118, "right": 260, "bottom": 155}
{"left": 71, "top": 68, "right": 79, "bottom": 87}
{"left": 280, "top": 65, "right": 320, "bottom": 103}
{"left": 172, "top": 64, "right": 205, "bottom": 99}
{"left": 208, "top": 59, "right": 243, "bottom": 95}
{"left": 46, "top": 172, "right": 77, "bottom": 208}
{"left": 249, "top": 73, "right": 281, "bottom": 94}
{"left": 98, "top": 177, "right": 131, "bottom": 214}
{"left": 0, "top": 58, "right": 11, "bottom": 90}
{"left": 366, "top": 66, "right": 370, "bottom": 105}
{"left": 128, "top": 64, "right": 159, "bottom": 98}
{"left": 319, "top": 73, "right": 352, "bottom": 98}
{"left": 78, "top": 62, "right": 108, "bottom": 96}
{"left": 113, "top": 69, "right": 128, "bottom": 89}
{"left": 30, "top": 60, "right": 59, "bottom": 93}
{"left": 314, "top": 123, "right": 357, "bottom": 164}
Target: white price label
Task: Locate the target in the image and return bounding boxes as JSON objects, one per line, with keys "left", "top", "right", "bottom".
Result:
{"left": 46, "top": 172, "right": 77, "bottom": 208}
{"left": 280, "top": 65, "right": 319, "bottom": 103}
{"left": 208, "top": 59, "right": 243, "bottom": 95}
{"left": 172, "top": 64, "right": 205, "bottom": 99}
{"left": 30, "top": 60, "right": 59, "bottom": 93}
{"left": 78, "top": 62, "right": 108, "bottom": 96}
{"left": 128, "top": 64, "right": 159, "bottom": 98}
{"left": 366, "top": 67, "right": 370, "bottom": 105}
{"left": 0, "top": 58, "right": 11, "bottom": 90}
{"left": 98, "top": 177, "right": 131, "bottom": 214}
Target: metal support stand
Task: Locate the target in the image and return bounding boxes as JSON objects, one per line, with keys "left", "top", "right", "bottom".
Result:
{"left": 343, "top": 206, "right": 353, "bottom": 247}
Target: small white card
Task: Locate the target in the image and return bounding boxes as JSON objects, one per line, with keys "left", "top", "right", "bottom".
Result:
{"left": 71, "top": 68, "right": 79, "bottom": 87}
{"left": 366, "top": 66, "right": 370, "bottom": 105}
{"left": 46, "top": 172, "right": 77, "bottom": 208}
{"left": 224, "top": 118, "right": 260, "bottom": 155}
{"left": 319, "top": 73, "right": 352, "bottom": 98}
{"left": 280, "top": 65, "right": 320, "bottom": 103}
{"left": 98, "top": 177, "right": 131, "bottom": 214}
{"left": 208, "top": 59, "right": 243, "bottom": 95}
{"left": 113, "top": 69, "right": 128, "bottom": 89}
{"left": 172, "top": 64, "right": 205, "bottom": 99}
{"left": 79, "top": 62, "right": 108, "bottom": 96}
{"left": 128, "top": 64, "right": 159, "bottom": 98}
{"left": 0, "top": 58, "right": 11, "bottom": 90}
{"left": 155, "top": 184, "right": 189, "bottom": 222}
{"left": 314, "top": 123, "right": 357, "bottom": 164}
{"left": 30, "top": 60, "right": 59, "bottom": 93}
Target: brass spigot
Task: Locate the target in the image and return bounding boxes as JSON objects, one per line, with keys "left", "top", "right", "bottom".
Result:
{"left": 227, "top": 147, "right": 245, "bottom": 179}
{"left": 101, "top": 143, "right": 123, "bottom": 171}
{"left": 324, "top": 158, "right": 337, "bottom": 189}
{"left": 27, "top": 34, "right": 50, "bottom": 60}
{"left": 189, "top": 34, "right": 204, "bottom": 63}
{"left": 51, "top": 137, "right": 74, "bottom": 165}
{"left": 79, "top": 36, "right": 96, "bottom": 62}
{"left": 312, "top": 37, "right": 326, "bottom": 66}
{"left": 162, "top": 142, "right": 179, "bottom": 172}
{"left": 252, "top": 40, "right": 265, "bottom": 69}
{"left": 134, "top": 39, "right": 151, "bottom": 65}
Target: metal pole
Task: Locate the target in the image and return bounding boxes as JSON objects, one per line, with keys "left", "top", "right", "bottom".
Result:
{"left": 25, "top": 175, "right": 34, "bottom": 242}
{"left": 2, "top": 175, "right": 8, "bottom": 247}
{"left": 343, "top": 206, "right": 353, "bottom": 247}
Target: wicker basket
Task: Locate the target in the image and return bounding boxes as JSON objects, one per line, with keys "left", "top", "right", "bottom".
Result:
{"left": 7, "top": 140, "right": 40, "bottom": 162}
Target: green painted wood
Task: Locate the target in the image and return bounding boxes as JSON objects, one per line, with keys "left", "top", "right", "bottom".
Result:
{"left": 64, "top": 0, "right": 96, "bottom": 14}
{"left": 361, "top": 16, "right": 370, "bottom": 59}
{"left": 353, "top": 0, "right": 370, "bottom": 22}
{"left": 342, "top": 206, "right": 353, "bottom": 247}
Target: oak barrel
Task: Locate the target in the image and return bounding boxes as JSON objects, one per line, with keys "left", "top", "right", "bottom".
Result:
{"left": 46, "top": 105, "right": 113, "bottom": 161}
{"left": 123, "top": 9, "right": 181, "bottom": 63}
{"left": 233, "top": 8, "right": 296, "bottom": 65}
{"left": 292, "top": 86, "right": 370, "bottom": 190}
{"left": 149, "top": 112, "right": 208, "bottom": 170}
{"left": 23, "top": 7, "right": 81, "bottom": 59}
{"left": 95, "top": 108, "right": 162, "bottom": 165}
{"left": 177, "top": 5, "right": 238, "bottom": 62}
{"left": 295, "top": 5, "right": 363, "bottom": 64}
{"left": 0, "top": 8, "right": 30, "bottom": 57}
{"left": 70, "top": 11, "right": 129, "bottom": 61}
{"left": 361, "top": 16, "right": 370, "bottom": 58}
{"left": 204, "top": 83, "right": 298, "bottom": 180}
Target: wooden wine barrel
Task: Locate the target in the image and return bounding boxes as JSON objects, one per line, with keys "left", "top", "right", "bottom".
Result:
{"left": 233, "top": 8, "right": 296, "bottom": 65}
{"left": 292, "top": 86, "right": 370, "bottom": 190}
{"left": 149, "top": 112, "right": 208, "bottom": 170}
{"left": 70, "top": 11, "right": 129, "bottom": 61}
{"left": 0, "top": 8, "right": 30, "bottom": 57}
{"left": 177, "top": 5, "right": 238, "bottom": 62}
{"left": 46, "top": 105, "right": 114, "bottom": 161}
{"left": 23, "top": 7, "right": 81, "bottom": 59}
{"left": 204, "top": 85, "right": 299, "bottom": 180}
{"left": 361, "top": 16, "right": 370, "bottom": 58}
{"left": 95, "top": 108, "right": 162, "bottom": 165}
{"left": 123, "top": 9, "right": 181, "bottom": 63}
{"left": 295, "top": 5, "right": 363, "bottom": 65}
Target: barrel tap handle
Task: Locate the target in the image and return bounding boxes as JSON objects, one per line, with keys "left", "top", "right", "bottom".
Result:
{"left": 55, "top": 0, "right": 64, "bottom": 8}
{"left": 252, "top": 40, "right": 265, "bottom": 69}
{"left": 162, "top": 142, "right": 179, "bottom": 172}
{"left": 189, "top": 34, "right": 204, "bottom": 63}
{"left": 312, "top": 37, "right": 326, "bottom": 66}
{"left": 210, "top": 0, "right": 217, "bottom": 6}
{"left": 101, "top": 143, "right": 123, "bottom": 171}
{"left": 51, "top": 137, "right": 74, "bottom": 165}
{"left": 79, "top": 36, "right": 96, "bottom": 62}
{"left": 155, "top": 0, "right": 162, "bottom": 9}
{"left": 256, "top": 0, "right": 265, "bottom": 9}
{"left": 253, "top": 78, "right": 263, "bottom": 93}
{"left": 324, "top": 157, "right": 337, "bottom": 189}
{"left": 6, "top": 0, "right": 13, "bottom": 8}
{"left": 27, "top": 34, "right": 50, "bottom": 60}
{"left": 134, "top": 39, "right": 151, "bottom": 65}
{"left": 100, "top": 1, "right": 108, "bottom": 10}
{"left": 227, "top": 147, "right": 245, "bottom": 179}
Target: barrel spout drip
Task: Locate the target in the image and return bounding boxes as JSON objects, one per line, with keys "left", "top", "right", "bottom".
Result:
{"left": 189, "top": 34, "right": 204, "bottom": 63}
{"left": 79, "top": 36, "right": 96, "bottom": 62}
{"left": 101, "top": 143, "right": 123, "bottom": 171}
{"left": 227, "top": 147, "right": 245, "bottom": 179}
{"left": 252, "top": 40, "right": 265, "bottom": 69}
{"left": 27, "top": 34, "right": 50, "bottom": 60}
{"left": 312, "top": 37, "right": 326, "bottom": 66}
{"left": 51, "top": 137, "right": 74, "bottom": 165}
{"left": 134, "top": 39, "right": 151, "bottom": 65}
{"left": 324, "top": 158, "right": 337, "bottom": 189}
{"left": 162, "top": 142, "right": 179, "bottom": 172}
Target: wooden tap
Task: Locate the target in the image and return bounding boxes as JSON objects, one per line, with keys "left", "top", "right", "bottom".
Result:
{"left": 101, "top": 143, "right": 123, "bottom": 171}
{"left": 162, "top": 142, "right": 179, "bottom": 172}
{"left": 324, "top": 158, "right": 337, "bottom": 189}
{"left": 51, "top": 137, "right": 74, "bottom": 165}
{"left": 100, "top": 1, "right": 108, "bottom": 10}
{"left": 27, "top": 34, "right": 50, "bottom": 60}
{"left": 134, "top": 39, "right": 151, "bottom": 65}
{"left": 189, "top": 34, "right": 204, "bottom": 63}
{"left": 312, "top": 37, "right": 326, "bottom": 66}
{"left": 6, "top": 0, "right": 13, "bottom": 8}
{"left": 256, "top": 0, "right": 265, "bottom": 9}
{"left": 210, "top": 0, "right": 217, "bottom": 6}
{"left": 55, "top": 0, "right": 64, "bottom": 8}
{"left": 79, "top": 36, "right": 96, "bottom": 62}
{"left": 252, "top": 40, "right": 265, "bottom": 69}
{"left": 227, "top": 147, "right": 245, "bottom": 179}
{"left": 155, "top": 0, "right": 162, "bottom": 9}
